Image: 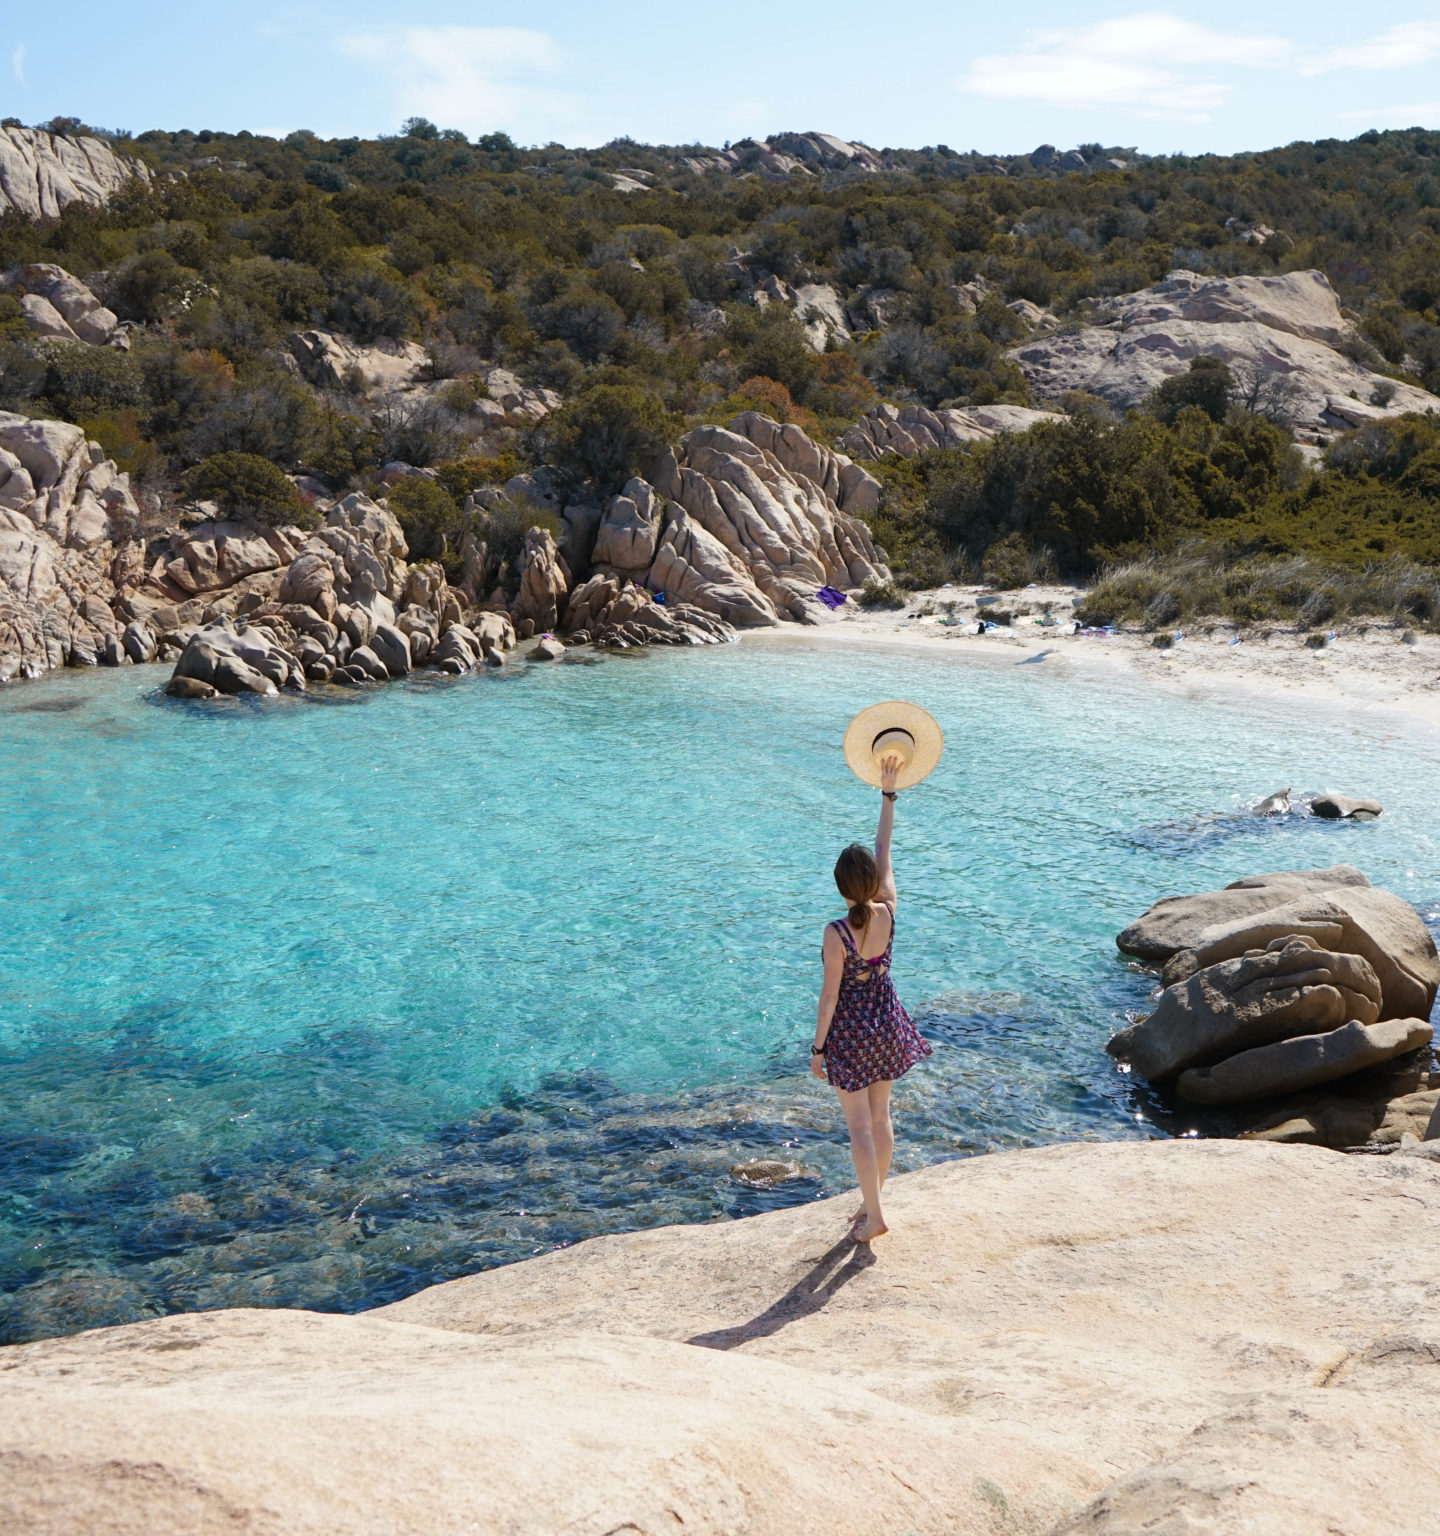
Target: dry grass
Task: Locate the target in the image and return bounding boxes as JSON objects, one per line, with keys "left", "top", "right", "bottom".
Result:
{"left": 1075, "top": 546, "right": 1440, "bottom": 631}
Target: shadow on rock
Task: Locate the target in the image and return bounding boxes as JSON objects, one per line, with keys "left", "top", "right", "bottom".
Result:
{"left": 686, "top": 1236, "right": 876, "bottom": 1350}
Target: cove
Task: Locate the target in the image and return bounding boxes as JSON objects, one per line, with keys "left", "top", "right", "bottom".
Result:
{"left": 2, "top": 640, "right": 1438, "bottom": 1343}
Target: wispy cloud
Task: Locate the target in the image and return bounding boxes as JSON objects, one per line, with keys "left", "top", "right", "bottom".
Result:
{"left": 1337, "top": 100, "right": 1440, "bottom": 126}
{"left": 962, "top": 11, "right": 1440, "bottom": 124}
{"left": 336, "top": 26, "right": 569, "bottom": 140}
{"left": 1302, "top": 21, "right": 1440, "bottom": 75}
{"left": 11, "top": 42, "right": 26, "bottom": 87}
{"left": 963, "top": 14, "right": 1292, "bottom": 120}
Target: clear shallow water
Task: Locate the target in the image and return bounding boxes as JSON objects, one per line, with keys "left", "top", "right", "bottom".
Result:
{"left": 3, "top": 641, "right": 1439, "bottom": 1342}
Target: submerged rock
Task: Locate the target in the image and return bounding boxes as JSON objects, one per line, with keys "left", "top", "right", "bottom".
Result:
{"left": 1311, "top": 793, "right": 1383, "bottom": 820}
{"left": 730, "top": 1158, "right": 806, "bottom": 1187}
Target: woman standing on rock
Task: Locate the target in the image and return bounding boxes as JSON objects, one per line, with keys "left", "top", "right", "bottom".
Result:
{"left": 812, "top": 706, "right": 940, "bottom": 1243}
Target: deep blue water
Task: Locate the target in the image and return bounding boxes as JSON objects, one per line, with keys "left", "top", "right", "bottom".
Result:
{"left": 3, "top": 638, "right": 1438, "bottom": 1341}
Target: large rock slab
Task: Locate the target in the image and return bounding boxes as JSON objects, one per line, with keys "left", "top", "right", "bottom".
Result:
{"left": 841, "top": 401, "right": 1065, "bottom": 460}
{"left": 1009, "top": 269, "right": 1440, "bottom": 436}
{"left": 5, "top": 1143, "right": 1438, "bottom": 1535}
{"left": 1178, "top": 1016, "right": 1434, "bottom": 1105}
{"left": 1116, "top": 865, "right": 1371, "bottom": 962}
{"left": 286, "top": 330, "right": 429, "bottom": 396}
{"left": 0, "top": 127, "right": 151, "bottom": 220}
{"left": 1107, "top": 937, "right": 1382, "bottom": 1081}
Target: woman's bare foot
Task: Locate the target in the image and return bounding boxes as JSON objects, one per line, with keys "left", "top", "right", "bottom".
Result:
{"left": 851, "top": 1213, "right": 888, "bottom": 1244}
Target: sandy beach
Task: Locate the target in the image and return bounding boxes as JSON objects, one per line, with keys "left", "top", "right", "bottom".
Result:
{"left": 752, "top": 585, "right": 1440, "bottom": 733}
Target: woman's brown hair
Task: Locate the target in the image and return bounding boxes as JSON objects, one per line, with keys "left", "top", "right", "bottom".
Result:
{"left": 834, "top": 843, "right": 880, "bottom": 931}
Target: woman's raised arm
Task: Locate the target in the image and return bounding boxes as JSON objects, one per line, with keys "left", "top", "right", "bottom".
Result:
{"left": 874, "top": 752, "right": 900, "bottom": 906}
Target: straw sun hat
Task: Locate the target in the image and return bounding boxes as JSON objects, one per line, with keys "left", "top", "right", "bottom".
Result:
{"left": 843, "top": 701, "right": 944, "bottom": 790}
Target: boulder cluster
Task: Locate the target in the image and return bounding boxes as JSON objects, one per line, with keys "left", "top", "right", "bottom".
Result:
{"left": 0, "top": 264, "right": 130, "bottom": 349}
{"left": 1109, "top": 865, "right": 1440, "bottom": 1148}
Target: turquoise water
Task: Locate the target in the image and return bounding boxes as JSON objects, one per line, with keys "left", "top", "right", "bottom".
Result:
{"left": 3, "top": 639, "right": 1439, "bottom": 1342}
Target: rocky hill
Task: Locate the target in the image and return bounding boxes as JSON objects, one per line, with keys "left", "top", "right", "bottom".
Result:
{"left": 3, "top": 1140, "right": 1439, "bottom": 1534}
{"left": 1, "top": 120, "right": 1439, "bottom": 612}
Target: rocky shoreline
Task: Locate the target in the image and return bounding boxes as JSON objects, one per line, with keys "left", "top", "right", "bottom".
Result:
{"left": 4, "top": 1139, "right": 1439, "bottom": 1535}
{"left": 0, "top": 405, "right": 894, "bottom": 696}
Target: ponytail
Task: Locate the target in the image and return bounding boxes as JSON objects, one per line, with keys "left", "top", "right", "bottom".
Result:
{"left": 834, "top": 843, "right": 880, "bottom": 932}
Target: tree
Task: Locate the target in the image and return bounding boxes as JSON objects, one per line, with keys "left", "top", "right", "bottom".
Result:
{"left": 538, "top": 384, "right": 679, "bottom": 495}
{"left": 184, "top": 451, "right": 314, "bottom": 527}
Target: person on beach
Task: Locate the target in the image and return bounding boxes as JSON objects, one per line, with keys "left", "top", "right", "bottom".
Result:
{"left": 810, "top": 751, "right": 933, "bottom": 1244}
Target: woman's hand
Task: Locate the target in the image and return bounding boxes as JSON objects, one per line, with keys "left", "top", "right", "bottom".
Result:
{"left": 809, "top": 1050, "right": 828, "bottom": 1081}
{"left": 879, "top": 751, "right": 902, "bottom": 794}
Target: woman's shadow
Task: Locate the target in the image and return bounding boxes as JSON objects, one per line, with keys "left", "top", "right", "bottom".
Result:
{"left": 686, "top": 1236, "right": 876, "bottom": 1351}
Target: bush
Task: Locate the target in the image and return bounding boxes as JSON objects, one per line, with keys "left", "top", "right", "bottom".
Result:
{"left": 982, "top": 532, "right": 1057, "bottom": 589}
{"left": 537, "top": 383, "right": 678, "bottom": 496}
{"left": 1147, "top": 356, "right": 1234, "bottom": 425}
{"left": 471, "top": 497, "right": 563, "bottom": 587}
{"left": 184, "top": 451, "right": 313, "bottom": 527}
{"left": 385, "top": 475, "right": 463, "bottom": 561}
{"left": 859, "top": 579, "right": 908, "bottom": 609}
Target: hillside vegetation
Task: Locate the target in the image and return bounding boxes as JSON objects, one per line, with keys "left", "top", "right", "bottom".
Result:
{"left": 2, "top": 116, "right": 1439, "bottom": 608}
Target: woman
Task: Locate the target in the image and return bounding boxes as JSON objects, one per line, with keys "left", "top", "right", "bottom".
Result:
{"left": 810, "top": 751, "right": 932, "bottom": 1243}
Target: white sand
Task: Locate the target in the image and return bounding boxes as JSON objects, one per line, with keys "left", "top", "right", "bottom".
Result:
{"left": 748, "top": 584, "right": 1440, "bottom": 732}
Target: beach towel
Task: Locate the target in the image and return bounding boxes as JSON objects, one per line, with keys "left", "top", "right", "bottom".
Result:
{"left": 816, "top": 585, "right": 847, "bottom": 610}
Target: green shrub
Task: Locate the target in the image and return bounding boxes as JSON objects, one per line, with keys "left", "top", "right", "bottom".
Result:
{"left": 184, "top": 451, "right": 314, "bottom": 527}
{"left": 385, "top": 475, "right": 462, "bottom": 561}
{"left": 859, "top": 579, "right": 908, "bottom": 609}
{"left": 982, "top": 532, "right": 1057, "bottom": 589}
{"left": 536, "top": 383, "right": 678, "bottom": 496}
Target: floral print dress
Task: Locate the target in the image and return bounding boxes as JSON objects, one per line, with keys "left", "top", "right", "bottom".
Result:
{"left": 823, "top": 903, "right": 932, "bottom": 1091}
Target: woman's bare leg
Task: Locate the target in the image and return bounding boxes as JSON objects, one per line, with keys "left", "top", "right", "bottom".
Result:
{"left": 835, "top": 1085, "right": 888, "bottom": 1240}
{"left": 867, "top": 1080, "right": 895, "bottom": 1190}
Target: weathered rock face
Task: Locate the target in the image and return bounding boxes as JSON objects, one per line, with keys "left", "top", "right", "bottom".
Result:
{"left": 4, "top": 1142, "right": 1440, "bottom": 1536}
{"left": 1009, "top": 268, "right": 1440, "bottom": 437}
{"left": 0, "top": 127, "right": 151, "bottom": 220}
{"left": 841, "top": 401, "right": 1066, "bottom": 460}
{"left": 1109, "top": 936, "right": 1384, "bottom": 1081}
{"left": 724, "top": 412, "right": 881, "bottom": 514}
{"left": 644, "top": 416, "right": 891, "bottom": 623}
{"left": 514, "top": 525, "right": 568, "bottom": 632}
{"left": 0, "top": 413, "right": 148, "bottom": 682}
{"left": 562, "top": 575, "right": 734, "bottom": 647}
{"left": 1158, "top": 886, "right": 1440, "bottom": 1023}
{"left": 170, "top": 619, "right": 305, "bottom": 696}
{"left": 287, "top": 331, "right": 430, "bottom": 396}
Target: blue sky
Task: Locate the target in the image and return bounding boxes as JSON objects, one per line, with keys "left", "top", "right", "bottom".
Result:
{"left": 5, "top": 2, "right": 1440, "bottom": 155}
